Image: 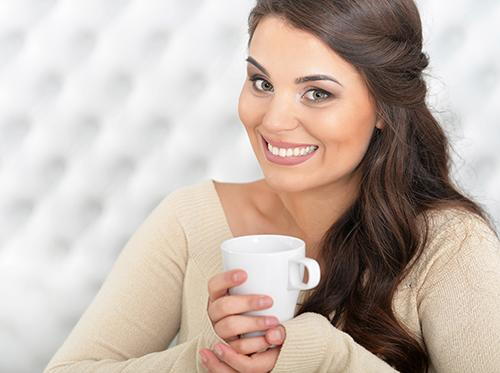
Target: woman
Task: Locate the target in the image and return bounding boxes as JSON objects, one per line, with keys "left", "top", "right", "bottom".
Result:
{"left": 44, "top": 0, "right": 500, "bottom": 372}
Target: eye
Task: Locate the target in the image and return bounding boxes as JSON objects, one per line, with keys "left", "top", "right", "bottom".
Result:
{"left": 248, "top": 75, "right": 273, "bottom": 92}
{"left": 304, "top": 88, "right": 332, "bottom": 103}
{"left": 247, "top": 74, "right": 333, "bottom": 103}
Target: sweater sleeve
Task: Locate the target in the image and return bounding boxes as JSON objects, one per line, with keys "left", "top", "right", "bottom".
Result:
{"left": 270, "top": 312, "right": 399, "bottom": 373}
{"left": 43, "top": 190, "right": 227, "bottom": 373}
{"left": 416, "top": 213, "right": 500, "bottom": 372}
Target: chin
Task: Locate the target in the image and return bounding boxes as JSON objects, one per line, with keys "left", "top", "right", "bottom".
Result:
{"left": 261, "top": 174, "right": 315, "bottom": 193}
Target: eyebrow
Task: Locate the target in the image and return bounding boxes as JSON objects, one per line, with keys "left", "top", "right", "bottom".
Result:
{"left": 245, "top": 56, "right": 343, "bottom": 87}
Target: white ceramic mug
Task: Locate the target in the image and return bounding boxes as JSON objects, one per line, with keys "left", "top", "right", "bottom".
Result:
{"left": 220, "top": 234, "right": 321, "bottom": 338}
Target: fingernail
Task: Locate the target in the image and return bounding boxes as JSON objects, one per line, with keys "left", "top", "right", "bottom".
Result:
{"left": 270, "top": 329, "right": 282, "bottom": 341}
{"left": 214, "top": 344, "right": 224, "bottom": 358}
{"left": 233, "top": 272, "right": 243, "bottom": 282}
{"left": 265, "top": 316, "right": 279, "bottom": 326}
{"left": 258, "top": 296, "right": 272, "bottom": 307}
{"left": 199, "top": 350, "right": 208, "bottom": 364}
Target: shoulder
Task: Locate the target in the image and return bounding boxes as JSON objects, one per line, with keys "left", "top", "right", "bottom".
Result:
{"left": 418, "top": 207, "right": 499, "bottom": 254}
{"left": 154, "top": 179, "right": 219, "bottom": 218}
{"left": 412, "top": 207, "right": 500, "bottom": 295}
{"left": 159, "top": 178, "right": 256, "bottom": 224}
{"left": 137, "top": 179, "right": 231, "bottom": 260}
{"left": 162, "top": 179, "right": 214, "bottom": 205}
{"left": 142, "top": 179, "right": 218, "bottom": 240}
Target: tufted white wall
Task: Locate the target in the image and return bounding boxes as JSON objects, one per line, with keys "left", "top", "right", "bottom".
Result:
{"left": 0, "top": 1, "right": 498, "bottom": 372}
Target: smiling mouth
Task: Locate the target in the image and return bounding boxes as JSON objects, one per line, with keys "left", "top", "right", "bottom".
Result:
{"left": 261, "top": 135, "right": 319, "bottom": 166}
{"left": 261, "top": 134, "right": 318, "bottom": 149}
{"left": 261, "top": 135, "right": 318, "bottom": 155}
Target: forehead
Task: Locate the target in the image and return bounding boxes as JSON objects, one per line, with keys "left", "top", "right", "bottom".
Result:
{"left": 248, "top": 15, "right": 358, "bottom": 80}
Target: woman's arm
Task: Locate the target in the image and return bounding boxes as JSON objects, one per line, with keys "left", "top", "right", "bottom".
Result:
{"left": 271, "top": 211, "right": 500, "bottom": 373}
{"left": 271, "top": 312, "right": 399, "bottom": 373}
{"left": 417, "top": 212, "right": 500, "bottom": 372}
{"left": 43, "top": 190, "right": 226, "bottom": 373}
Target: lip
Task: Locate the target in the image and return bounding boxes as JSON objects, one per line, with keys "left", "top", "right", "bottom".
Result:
{"left": 262, "top": 135, "right": 317, "bottom": 148}
{"left": 261, "top": 135, "right": 318, "bottom": 166}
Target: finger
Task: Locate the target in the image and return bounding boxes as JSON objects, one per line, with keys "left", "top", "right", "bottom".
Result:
{"left": 200, "top": 348, "right": 237, "bottom": 373}
{"left": 228, "top": 335, "right": 271, "bottom": 355}
{"left": 211, "top": 343, "right": 252, "bottom": 372}
{"left": 207, "top": 269, "right": 247, "bottom": 302}
{"left": 213, "top": 343, "right": 280, "bottom": 373}
{"left": 214, "top": 314, "right": 280, "bottom": 340}
{"left": 264, "top": 325, "right": 286, "bottom": 346}
{"left": 225, "top": 335, "right": 240, "bottom": 343}
{"left": 208, "top": 293, "right": 273, "bottom": 324}
{"left": 250, "top": 345, "right": 282, "bottom": 370}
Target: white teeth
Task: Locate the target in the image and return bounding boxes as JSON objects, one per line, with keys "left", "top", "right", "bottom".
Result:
{"left": 267, "top": 142, "right": 318, "bottom": 157}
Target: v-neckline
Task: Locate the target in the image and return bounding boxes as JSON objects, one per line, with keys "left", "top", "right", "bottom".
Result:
{"left": 207, "top": 178, "right": 236, "bottom": 240}
{"left": 206, "top": 178, "right": 311, "bottom": 306}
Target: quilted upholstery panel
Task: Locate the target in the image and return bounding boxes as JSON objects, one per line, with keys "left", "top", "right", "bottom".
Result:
{"left": 0, "top": 1, "right": 498, "bottom": 372}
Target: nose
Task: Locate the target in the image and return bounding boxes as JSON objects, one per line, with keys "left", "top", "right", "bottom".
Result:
{"left": 261, "top": 93, "right": 300, "bottom": 132}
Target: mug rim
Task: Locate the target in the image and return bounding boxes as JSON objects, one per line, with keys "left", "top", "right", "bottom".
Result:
{"left": 221, "top": 234, "right": 305, "bottom": 254}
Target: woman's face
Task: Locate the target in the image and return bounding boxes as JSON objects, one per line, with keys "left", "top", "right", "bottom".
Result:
{"left": 238, "top": 16, "right": 383, "bottom": 193}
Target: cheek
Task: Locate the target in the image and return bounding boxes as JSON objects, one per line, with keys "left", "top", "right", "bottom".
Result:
{"left": 310, "top": 104, "right": 375, "bottom": 163}
{"left": 238, "top": 86, "right": 261, "bottom": 128}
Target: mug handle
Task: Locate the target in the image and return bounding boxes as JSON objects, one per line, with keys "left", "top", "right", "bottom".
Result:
{"left": 288, "top": 258, "right": 320, "bottom": 290}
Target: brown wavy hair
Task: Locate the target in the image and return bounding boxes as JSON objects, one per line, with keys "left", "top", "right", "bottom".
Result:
{"left": 247, "top": 1, "right": 498, "bottom": 372}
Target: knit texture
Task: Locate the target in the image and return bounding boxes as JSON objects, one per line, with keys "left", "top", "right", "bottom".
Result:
{"left": 44, "top": 179, "right": 500, "bottom": 372}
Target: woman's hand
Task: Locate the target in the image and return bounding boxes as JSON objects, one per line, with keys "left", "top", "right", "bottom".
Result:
{"left": 205, "top": 269, "right": 286, "bottom": 355}
{"left": 200, "top": 336, "right": 285, "bottom": 372}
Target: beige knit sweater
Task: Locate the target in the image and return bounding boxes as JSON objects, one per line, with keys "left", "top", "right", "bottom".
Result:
{"left": 44, "top": 179, "right": 500, "bottom": 372}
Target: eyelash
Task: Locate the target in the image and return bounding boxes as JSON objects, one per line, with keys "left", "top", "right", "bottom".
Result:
{"left": 248, "top": 74, "right": 333, "bottom": 103}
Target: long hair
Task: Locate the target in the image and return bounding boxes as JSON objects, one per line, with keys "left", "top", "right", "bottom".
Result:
{"left": 247, "top": 1, "right": 498, "bottom": 372}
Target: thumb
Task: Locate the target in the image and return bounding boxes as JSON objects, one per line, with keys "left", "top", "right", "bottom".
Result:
{"left": 265, "top": 325, "right": 286, "bottom": 345}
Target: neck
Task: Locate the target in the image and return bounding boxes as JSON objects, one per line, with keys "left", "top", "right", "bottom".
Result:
{"left": 255, "top": 171, "right": 361, "bottom": 254}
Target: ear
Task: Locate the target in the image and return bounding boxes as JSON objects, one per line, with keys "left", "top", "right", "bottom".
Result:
{"left": 375, "top": 115, "right": 385, "bottom": 130}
